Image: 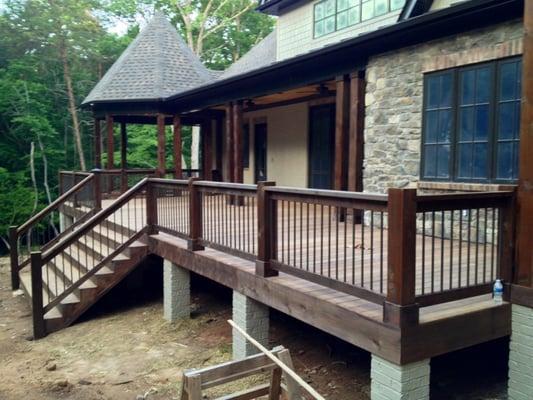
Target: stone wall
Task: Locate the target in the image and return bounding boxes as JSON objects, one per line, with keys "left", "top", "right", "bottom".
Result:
{"left": 363, "top": 20, "right": 523, "bottom": 194}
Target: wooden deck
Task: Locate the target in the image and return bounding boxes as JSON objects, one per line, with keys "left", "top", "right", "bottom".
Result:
{"left": 95, "top": 196, "right": 510, "bottom": 364}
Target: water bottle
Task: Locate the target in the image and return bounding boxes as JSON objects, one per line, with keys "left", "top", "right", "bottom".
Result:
{"left": 493, "top": 279, "right": 503, "bottom": 304}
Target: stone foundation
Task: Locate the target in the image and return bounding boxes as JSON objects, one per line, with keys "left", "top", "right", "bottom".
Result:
{"left": 508, "top": 304, "right": 533, "bottom": 400}
{"left": 163, "top": 260, "right": 190, "bottom": 322}
{"left": 371, "top": 355, "right": 430, "bottom": 400}
{"left": 232, "top": 291, "right": 269, "bottom": 359}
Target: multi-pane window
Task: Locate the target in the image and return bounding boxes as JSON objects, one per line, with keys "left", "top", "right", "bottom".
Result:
{"left": 422, "top": 58, "right": 522, "bottom": 183}
{"left": 314, "top": 0, "right": 405, "bottom": 38}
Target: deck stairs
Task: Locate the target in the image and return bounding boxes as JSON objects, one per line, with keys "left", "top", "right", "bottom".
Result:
{"left": 18, "top": 201, "right": 150, "bottom": 335}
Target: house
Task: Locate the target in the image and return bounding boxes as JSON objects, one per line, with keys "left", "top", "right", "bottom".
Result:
{"left": 9, "top": 0, "right": 533, "bottom": 399}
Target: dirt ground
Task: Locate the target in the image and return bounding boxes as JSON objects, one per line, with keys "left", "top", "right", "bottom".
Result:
{"left": 0, "top": 257, "right": 509, "bottom": 399}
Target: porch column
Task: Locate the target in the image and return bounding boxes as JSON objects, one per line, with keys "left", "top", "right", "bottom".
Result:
{"left": 157, "top": 113, "right": 166, "bottom": 177}
{"left": 509, "top": 1, "right": 533, "bottom": 399}
{"left": 173, "top": 115, "right": 182, "bottom": 179}
{"left": 201, "top": 118, "right": 213, "bottom": 180}
{"left": 348, "top": 71, "right": 365, "bottom": 193}
{"left": 94, "top": 118, "right": 102, "bottom": 169}
{"left": 232, "top": 291, "right": 269, "bottom": 359}
{"left": 120, "top": 122, "right": 127, "bottom": 192}
{"left": 106, "top": 114, "right": 114, "bottom": 169}
{"left": 334, "top": 75, "right": 350, "bottom": 191}
{"left": 215, "top": 117, "right": 223, "bottom": 180}
{"left": 233, "top": 101, "right": 244, "bottom": 184}
{"left": 163, "top": 259, "right": 190, "bottom": 322}
{"left": 225, "top": 103, "right": 234, "bottom": 182}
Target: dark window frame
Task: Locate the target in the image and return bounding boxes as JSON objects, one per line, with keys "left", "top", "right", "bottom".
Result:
{"left": 420, "top": 57, "right": 521, "bottom": 184}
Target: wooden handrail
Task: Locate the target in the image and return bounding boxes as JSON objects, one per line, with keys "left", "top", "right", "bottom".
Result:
{"left": 17, "top": 173, "right": 94, "bottom": 236}
{"left": 416, "top": 190, "right": 515, "bottom": 212}
{"left": 41, "top": 178, "right": 148, "bottom": 264}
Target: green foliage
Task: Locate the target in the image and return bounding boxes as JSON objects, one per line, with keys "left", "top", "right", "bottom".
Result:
{"left": 0, "top": 168, "right": 36, "bottom": 236}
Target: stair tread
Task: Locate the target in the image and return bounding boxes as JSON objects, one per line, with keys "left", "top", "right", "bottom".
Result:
{"left": 44, "top": 307, "right": 63, "bottom": 320}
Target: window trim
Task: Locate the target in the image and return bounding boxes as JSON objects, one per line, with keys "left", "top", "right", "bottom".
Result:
{"left": 420, "top": 56, "right": 521, "bottom": 184}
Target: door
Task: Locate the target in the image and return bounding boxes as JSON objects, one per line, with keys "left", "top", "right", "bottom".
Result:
{"left": 254, "top": 123, "right": 268, "bottom": 182}
{"left": 309, "top": 104, "right": 335, "bottom": 189}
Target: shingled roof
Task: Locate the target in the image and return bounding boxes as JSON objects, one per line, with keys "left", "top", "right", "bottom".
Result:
{"left": 82, "top": 12, "right": 213, "bottom": 105}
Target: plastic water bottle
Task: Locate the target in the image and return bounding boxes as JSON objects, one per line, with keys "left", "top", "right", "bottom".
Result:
{"left": 493, "top": 279, "right": 503, "bottom": 304}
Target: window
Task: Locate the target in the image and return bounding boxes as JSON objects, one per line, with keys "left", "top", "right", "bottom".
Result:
{"left": 313, "top": 0, "right": 405, "bottom": 38}
{"left": 422, "top": 58, "right": 522, "bottom": 183}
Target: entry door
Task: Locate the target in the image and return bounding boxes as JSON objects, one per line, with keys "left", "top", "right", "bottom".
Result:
{"left": 309, "top": 104, "right": 335, "bottom": 189}
{"left": 254, "top": 123, "right": 268, "bottom": 182}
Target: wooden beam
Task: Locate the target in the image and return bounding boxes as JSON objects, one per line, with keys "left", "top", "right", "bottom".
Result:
{"left": 225, "top": 103, "right": 234, "bottom": 182}
{"left": 334, "top": 76, "right": 350, "bottom": 191}
{"left": 105, "top": 114, "right": 114, "bottom": 169}
{"left": 348, "top": 72, "right": 364, "bottom": 193}
{"left": 94, "top": 118, "right": 102, "bottom": 169}
{"left": 516, "top": 0, "right": 533, "bottom": 287}
{"left": 202, "top": 118, "right": 213, "bottom": 180}
{"left": 173, "top": 115, "right": 182, "bottom": 179}
{"left": 157, "top": 113, "right": 166, "bottom": 177}
{"left": 233, "top": 101, "right": 244, "bottom": 184}
{"left": 120, "top": 122, "right": 128, "bottom": 193}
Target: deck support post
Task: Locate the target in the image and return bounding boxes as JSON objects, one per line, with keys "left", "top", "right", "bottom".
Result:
{"left": 371, "top": 355, "right": 430, "bottom": 400}
{"left": 157, "top": 113, "right": 166, "bottom": 178}
{"left": 384, "top": 188, "right": 419, "bottom": 327}
{"left": 188, "top": 178, "right": 204, "bottom": 251}
{"left": 9, "top": 226, "right": 19, "bottom": 290}
{"left": 94, "top": 117, "right": 102, "bottom": 169}
{"left": 232, "top": 291, "right": 269, "bottom": 359}
{"left": 163, "top": 259, "right": 190, "bottom": 322}
{"left": 30, "top": 251, "right": 46, "bottom": 339}
{"left": 106, "top": 114, "right": 114, "bottom": 193}
{"left": 120, "top": 122, "right": 128, "bottom": 193}
{"left": 201, "top": 118, "right": 213, "bottom": 181}
{"left": 256, "top": 181, "right": 278, "bottom": 277}
{"left": 173, "top": 115, "right": 182, "bottom": 179}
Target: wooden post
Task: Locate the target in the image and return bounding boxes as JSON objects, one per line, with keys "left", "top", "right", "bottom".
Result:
{"left": 516, "top": 0, "right": 533, "bottom": 287}
{"left": 334, "top": 75, "right": 350, "bottom": 192}
{"left": 215, "top": 117, "right": 223, "bottom": 179}
{"left": 173, "top": 115, "right": 182, "bottom": 179}
{"left": 94, "top": 117, "right": 102, "bottom": 169}
{"left": 146, "top": 181, "right": 158, "bottom": 235}
{"left": 30, "top": 251, "right": 46, "bottom": 339}
{"left": 201, "top": 118, "right": 213, "bottom": 181}
{"left": 233, "top": 101, "right": 244, "bottom": 184}
{"left": 106, "top": 114, "right": 114, "bottom": 193}
{"left": 120, "top": 122, "right": 127, "bottom": 193}
{"left": 92, "top": 169, "right": 102, "bottom": 210}
{"left": 348, "top": 72, "right": 365, "bottom": 193}
{"left": 256, "top": 181, "right": 278, "bottom": 277}
{"left": 384, "top": 188, "right": 419, "bottom": 327}
{"left": 188, "top": 178, "right": 204, "bottom": 251}
{"left": 225, "top": 103, "right": 234, "bottom": 182}
{"left": 500, "top": 190, "right": 517, "bottom": 297}
{"left": 72, "top": 171, "right": 79, "bottom": 208}
{"left": 157, "top": 114, "right": 166, "bottom": 178}
{"left": 9, "top": 226, "right": 19, "bottom": 290}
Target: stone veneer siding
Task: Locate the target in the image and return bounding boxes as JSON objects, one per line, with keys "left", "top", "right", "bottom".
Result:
{"left": 363, "top": 20, "right": 523, "bottom": 194}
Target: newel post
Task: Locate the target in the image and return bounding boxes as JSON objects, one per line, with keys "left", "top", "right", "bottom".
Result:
{"left": 500, "top": 188, "right": 517, "bottom": 299}
{"left": 146, "top": 180, "right": 158, "bottom": 235}
{"left": 30, "top": 251, "right": 46, "bottom": 339}
{"left": 9, "top": 226, "right": 19, "bottom": 290}
{"left": 256, "top": 181, "right": 278, "bottom": 277}
{"left": 72, "top": 172, "right": 79, "bottom": 208}
{"left": 384, "top": 188, "right": 419, "bottom": 327}
{"left": 188, "top": 178, "right": 204, "bottom": 251}
{"left": 92, "top": 169, "right": 102, "bottom": 211}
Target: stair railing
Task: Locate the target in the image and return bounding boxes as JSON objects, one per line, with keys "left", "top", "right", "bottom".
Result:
{"left": 9, "top": 171, "right": 101, "bottom": 291}
{"left": 30, "top": 178, "right": 151, "bottom": 338}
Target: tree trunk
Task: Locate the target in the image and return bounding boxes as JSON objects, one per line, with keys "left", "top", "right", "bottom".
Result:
{"left": 191, "top": 126, "right": 200, "bottom": 170}
{"left": 60, "top": 43, "right": 87, "bottom": 171}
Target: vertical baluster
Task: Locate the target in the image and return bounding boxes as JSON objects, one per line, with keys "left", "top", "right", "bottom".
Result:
{"left": 440, "top": 211, "right": 445, "bottom": 292}
{"left": 370, "top": 211, "right": 374, "bottom": 291}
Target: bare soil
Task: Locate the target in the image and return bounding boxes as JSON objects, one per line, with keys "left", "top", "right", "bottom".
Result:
{"left": 0, "top": 257, "right": 508, "bottom": 399}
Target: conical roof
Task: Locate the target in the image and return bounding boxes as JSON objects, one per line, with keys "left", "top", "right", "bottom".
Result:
{"left": 82, "top": 12, "right": 213, "bottom": 105}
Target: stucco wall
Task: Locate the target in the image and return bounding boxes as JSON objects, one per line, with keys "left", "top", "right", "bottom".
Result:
{"left": 276, "top": 4, "right": 400, "bottom": 61}
{"left": 363, "top": 20, "right": 523, "bottom": 194}
{"left": 242, "top": 102, "right": 309, "bottom": 187}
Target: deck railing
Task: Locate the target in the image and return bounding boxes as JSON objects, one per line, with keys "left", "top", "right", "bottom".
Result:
{"left": 12, "top": 172, "right": 516, "bottom": 337}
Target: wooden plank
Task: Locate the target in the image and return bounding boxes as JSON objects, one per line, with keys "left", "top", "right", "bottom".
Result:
{"left": 334, "top": 75, "right": 350, "bottom": 191}
{"left": 348, "top": 72, "right": 364, "bottom": 193}
{"left": 516, "top": 0, "right": 533, "bottom": 288}
{"left": 157, "top": 113, "right": 166, "bottom": 177}
{"left": 173, "top": 115, "right": 182, "bottom": 179}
